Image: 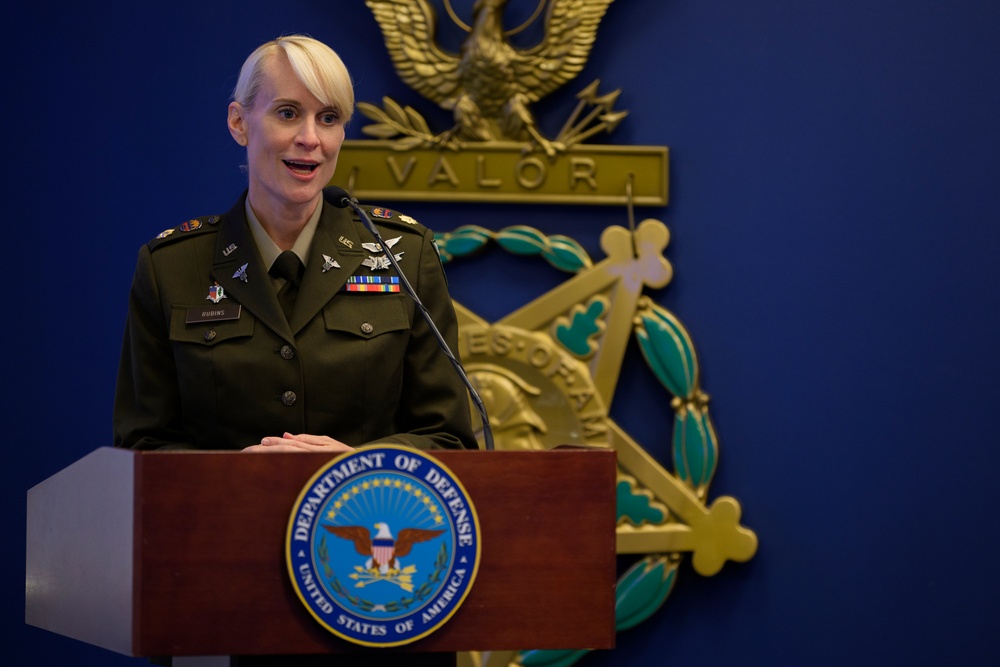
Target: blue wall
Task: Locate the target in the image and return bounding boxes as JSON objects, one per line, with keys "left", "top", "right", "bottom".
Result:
{"left": 7, "top": 0, "right": 999, "bottom": 664}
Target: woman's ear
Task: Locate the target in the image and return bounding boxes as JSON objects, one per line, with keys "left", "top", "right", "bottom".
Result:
{"left": 227, "top": 102, "right": 248, "bottom": 146}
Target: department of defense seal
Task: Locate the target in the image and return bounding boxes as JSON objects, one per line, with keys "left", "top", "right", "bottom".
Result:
{"left": 286, "top": 446, "right": 481, "bottom": 647}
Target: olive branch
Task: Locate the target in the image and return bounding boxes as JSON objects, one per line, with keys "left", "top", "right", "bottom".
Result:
{"left": 318, "top": 537, "right": 450, "bottom": 614}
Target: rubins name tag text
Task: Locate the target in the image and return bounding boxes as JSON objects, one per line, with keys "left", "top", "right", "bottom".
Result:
{"left": 186, "top": 305, "right": 242, "bottom": 324}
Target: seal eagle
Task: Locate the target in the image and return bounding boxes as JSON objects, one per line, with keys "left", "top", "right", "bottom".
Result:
{"left": 324, "top": 522, "right": 444, "bottom": 573}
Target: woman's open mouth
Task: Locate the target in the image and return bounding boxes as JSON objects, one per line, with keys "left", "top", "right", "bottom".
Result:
{"left": 283, "top": 160, "right": 319, "bottom": 174}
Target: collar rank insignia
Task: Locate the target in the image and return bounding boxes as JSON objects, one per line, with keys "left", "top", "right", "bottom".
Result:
{"left": 287, "top": 445, "right": 480, "bottom": 647}
{"left": 205, "top": 282, "right": 227, "bottom": 304}
{"left": 342, "top": 275, "right": 400, "bottom": 293}
{"left": 322, "top": 254, "right": 341, "bottom": 272}
{"left": 232, "top": 263, "right": 248, "bottom": 282}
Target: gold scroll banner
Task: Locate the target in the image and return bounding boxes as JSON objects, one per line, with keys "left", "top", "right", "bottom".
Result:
{"left": 331, "top": 140, "right": 669, "bottom": 206}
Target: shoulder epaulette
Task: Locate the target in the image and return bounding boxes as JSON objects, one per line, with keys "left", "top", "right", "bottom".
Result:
{"left": 148, "top": 214, "right": 221, "bottom": 249}
{"left": 358, "top": 205, "right": 430, "bottom": 233}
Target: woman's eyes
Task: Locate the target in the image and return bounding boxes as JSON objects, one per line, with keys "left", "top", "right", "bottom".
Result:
{"left": 276, "top": 108, "right": 339, "bottom": 124}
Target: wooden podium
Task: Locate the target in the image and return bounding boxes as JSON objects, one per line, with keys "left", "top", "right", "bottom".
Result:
{"left": 26, "top": 447, "right": 616, "bottom": 661}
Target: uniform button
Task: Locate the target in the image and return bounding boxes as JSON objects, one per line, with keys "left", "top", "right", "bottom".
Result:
{"left": 204, "top": 329, "right": 217, "bottom": 341}
{"left": 361, "top": 322, "right": 374, "bottom": 335}
{"left": 281, "top": 391, "right": 297, "bottom": 406}
{"left": 279, "top": 345, "right": 296, "bottom": 360}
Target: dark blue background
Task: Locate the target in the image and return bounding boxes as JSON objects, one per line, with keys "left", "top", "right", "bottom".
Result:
{"left": 7, "top": 1, "right": 999, "bottom": 665}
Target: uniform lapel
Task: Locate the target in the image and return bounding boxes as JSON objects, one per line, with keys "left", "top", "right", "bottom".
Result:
{"left": 209, "top": 196, "right": 293, "bottom": 342}
{"left": 289, "top": 203, "right": 366, "bottom": 334}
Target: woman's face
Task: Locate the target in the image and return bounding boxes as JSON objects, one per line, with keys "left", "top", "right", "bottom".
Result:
{"left": 228, "top": 52, "right": 346, "bottom": 219}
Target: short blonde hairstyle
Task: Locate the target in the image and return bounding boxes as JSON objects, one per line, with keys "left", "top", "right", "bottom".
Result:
{"left": 232, "top": 35, "right": 354, "bottom": 123}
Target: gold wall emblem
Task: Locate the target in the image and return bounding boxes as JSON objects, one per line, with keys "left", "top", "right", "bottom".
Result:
{"left": 333, "top": 0, "right": 668, "bottom": 206}
{"left": 440, "top": 217, "right": 758, "bottom": 667}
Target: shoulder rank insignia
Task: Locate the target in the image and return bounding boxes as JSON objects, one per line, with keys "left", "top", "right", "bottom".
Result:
{"left": 156, "top": 228, "right": 175, "bottom": 240}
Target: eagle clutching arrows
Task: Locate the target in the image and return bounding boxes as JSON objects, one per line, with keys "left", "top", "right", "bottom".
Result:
{"left": 325, "top": 522, "right": 444, "bottom": 574}
{"left": 364, "top": 0, "right": 616, "bottom": 155}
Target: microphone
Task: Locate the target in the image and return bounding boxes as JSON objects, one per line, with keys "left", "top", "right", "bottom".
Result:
{"left": 324, "top": 186, "right": 494, "bottom": 451}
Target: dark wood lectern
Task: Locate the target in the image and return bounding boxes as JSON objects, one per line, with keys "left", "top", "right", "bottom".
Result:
{"left": 26, "top": 448, "right": 616, "bottom": 660}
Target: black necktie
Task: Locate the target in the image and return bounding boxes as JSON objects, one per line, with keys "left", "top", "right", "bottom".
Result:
{"left": 270, "top": 250, "right": 304, "bottom": 320}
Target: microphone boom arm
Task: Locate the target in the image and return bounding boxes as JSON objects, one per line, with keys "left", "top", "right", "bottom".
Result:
{"left": 330, "top": 188, "right": 494, "bottom": 451}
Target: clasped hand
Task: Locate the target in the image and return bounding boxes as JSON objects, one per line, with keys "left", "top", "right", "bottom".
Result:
{"left": 243, "top": 432, "right": 353, "bottom": 453}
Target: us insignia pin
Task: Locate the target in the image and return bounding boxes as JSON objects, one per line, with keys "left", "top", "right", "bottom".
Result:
{"left": 232, "top": 263, "right": 248, "bottom": 282}
{"left": 322, "top": 254, "right": 341, "bottom": 272}
{"left": 205, "top": 282, "right": 227, "bottom": 303}
{"left": 223, "top": 243, "right": 238, "bottom": 257}
{"left": 339, "top": 236, "right": 354, "bottom": 249}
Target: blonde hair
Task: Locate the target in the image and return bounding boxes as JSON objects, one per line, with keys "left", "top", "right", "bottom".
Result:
{"left": 232, "top": 35, "right": 354, "bottom": 123}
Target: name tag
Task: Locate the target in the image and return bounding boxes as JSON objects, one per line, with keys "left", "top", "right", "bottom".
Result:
{"left": 186, "top": 305, "right": 242, "bottom": 323}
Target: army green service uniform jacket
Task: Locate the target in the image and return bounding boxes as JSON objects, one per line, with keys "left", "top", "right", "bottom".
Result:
{"left": 113, "top": 193, "right": 476, "bottom": 451}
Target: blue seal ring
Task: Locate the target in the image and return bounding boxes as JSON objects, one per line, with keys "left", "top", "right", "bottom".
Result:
{"left": 286, "top": 446, "right": 480, "bottom": 647}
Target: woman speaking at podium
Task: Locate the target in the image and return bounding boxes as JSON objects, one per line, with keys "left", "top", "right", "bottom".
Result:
{"left": 113, "top": 35, "right": 476, "bottom": 455}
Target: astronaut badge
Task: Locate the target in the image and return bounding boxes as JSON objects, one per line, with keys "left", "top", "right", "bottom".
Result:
{"left": 286, "top": 445, "right": 481, "bottom": 647}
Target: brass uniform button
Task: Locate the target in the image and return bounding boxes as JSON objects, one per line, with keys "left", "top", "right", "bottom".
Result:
{"left": 204, "top": 329, "right": 217, "bottom": 342}
{"left": 279, "top": 345, "right": 296, "bottom": 360}
{"left": 361, "top": 322, "right": 374, "bottom": 335}
{"left": 281, "top": 391, "right": 297, "bottom": 406}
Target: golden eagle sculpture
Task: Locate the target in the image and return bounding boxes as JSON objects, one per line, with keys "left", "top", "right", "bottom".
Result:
{"left": 364, "top": 0, "right": 617, "bottom": 155}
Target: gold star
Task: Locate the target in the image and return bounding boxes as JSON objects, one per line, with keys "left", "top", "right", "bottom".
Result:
{"left": 372, "top": 479, "right": 382, "bottom": 488}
